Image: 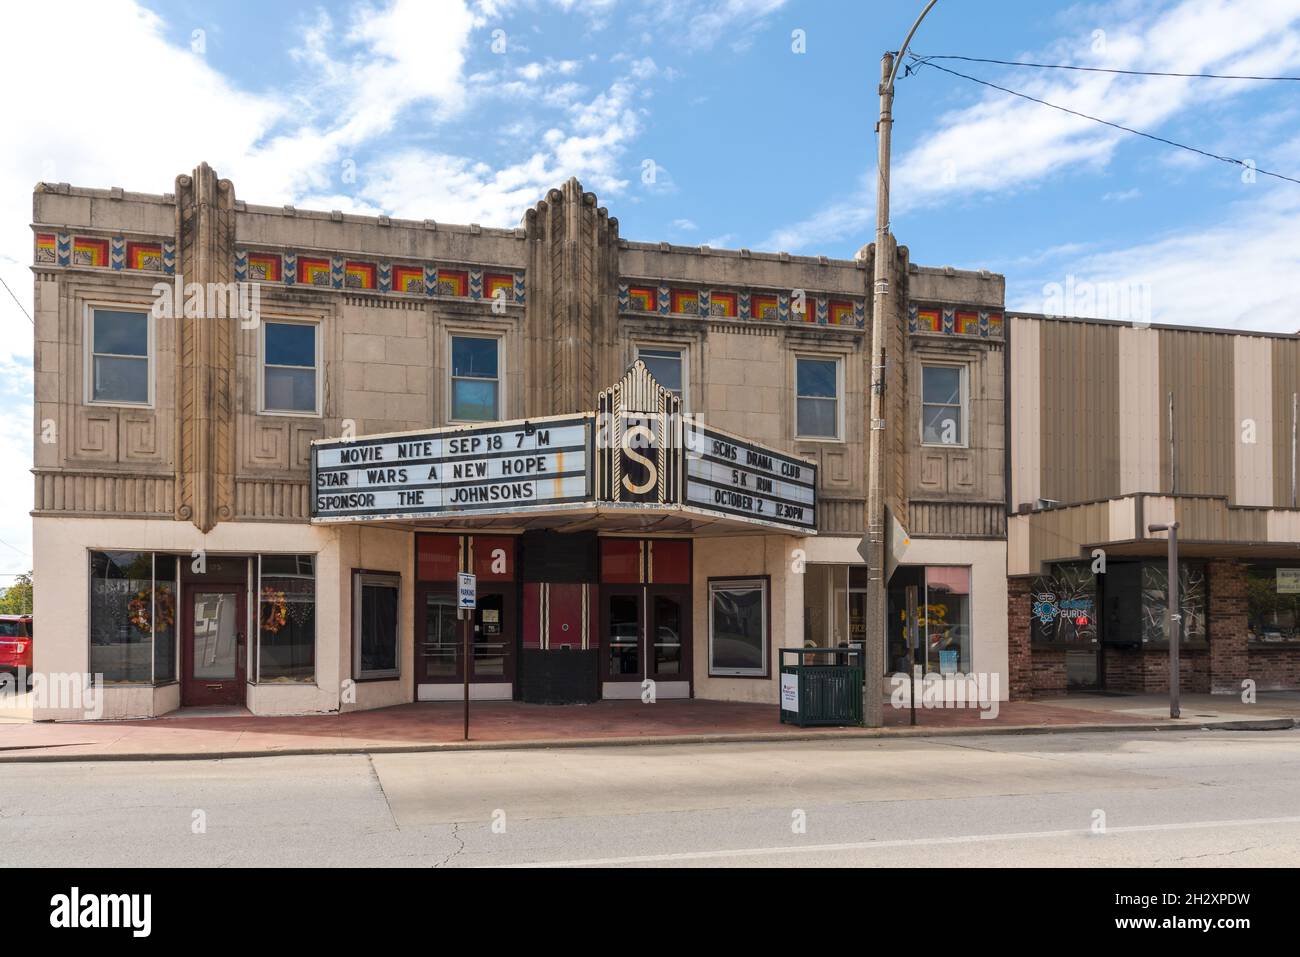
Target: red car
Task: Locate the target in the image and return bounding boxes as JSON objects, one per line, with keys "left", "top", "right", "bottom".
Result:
{"left": 0, "top": 615, "right": 33, "bottom": 689}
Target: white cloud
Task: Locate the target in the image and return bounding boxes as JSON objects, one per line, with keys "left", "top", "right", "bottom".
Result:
{"left": 763, "top": 0, "right": 1300, "bottom": 252}
{"left": 1010, "top": 186, "right": 1300, "bottom": 331}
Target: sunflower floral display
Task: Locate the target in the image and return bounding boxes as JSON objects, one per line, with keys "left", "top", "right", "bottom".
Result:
{"left": 261, "top": 586, "right": 288, "bottom": 633}
{"left": 127, "top": 584, "right": 175, "bottom": 635}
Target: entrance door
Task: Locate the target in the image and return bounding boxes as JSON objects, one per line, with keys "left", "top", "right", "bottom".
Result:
{"left": 415, "top": 583, "right": 516, "bottom": 693}
{"left": 1066, "top": 644, "right": 1102, "bottom": 690}
{"left": 647, "top": 588, "right": 688, "bottom": 682}
{"left": 182, "top": 585, "right": 246, "bottom": 707}
{"left": 600, "top": 586, "right": 691, "bottom": 692}
{"left": 416, "top": 585, "right": 459, "bottom": 686}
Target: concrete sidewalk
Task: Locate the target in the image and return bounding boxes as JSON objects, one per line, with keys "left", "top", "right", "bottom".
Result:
{"left": 0, "top": 693, "right": 1296, "bottom": 762}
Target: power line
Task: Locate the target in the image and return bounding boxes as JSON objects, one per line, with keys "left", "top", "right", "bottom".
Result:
{"left": 0, "top": 274, "right": 34, "bottom": 325}
{"left": 910, "top": 58, "right": 1300, "bottom": 187}
{"left": 912, "top": 53, "right": 1300, "bottom": 82}
{"left": 0, "top": 536, "right": 30, "bottom": 561}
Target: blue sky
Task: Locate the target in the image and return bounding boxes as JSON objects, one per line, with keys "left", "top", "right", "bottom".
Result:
{"left": 1, "top": 0, "right": 1299, "bottom": 577}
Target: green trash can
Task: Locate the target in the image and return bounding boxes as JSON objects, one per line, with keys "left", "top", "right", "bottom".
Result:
{"left": 779, "top": 647, "right": 865, "bottom": 728}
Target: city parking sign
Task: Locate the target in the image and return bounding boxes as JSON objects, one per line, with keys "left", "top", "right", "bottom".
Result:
{"left": 457, "top": 573, "right": 476, "bottom": 610}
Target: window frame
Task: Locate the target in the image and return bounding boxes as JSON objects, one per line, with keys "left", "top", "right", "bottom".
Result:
{"left": 84, "top": 304, "right": 155, "bottom": 408}
{"left": 255, "top": 553, "right": 318, "bottom": 684}
{"left": 920, "top": 362, "right": 969, "bottom": 449}
{"left": 708, "top": 576, "right": 770, "bottom": 678}
{"left": 794, "top": 354, "right": 844, "bottom": 442}
{"left": 86, "top": 550, "right": 180, "bottom": 686}
{"left": 259, "top": 317, "right": 322, "bottom": 417}
{"left": 446, "top": 331, "right": 504, "bottom": 424}
{"left": 352, "top": 570, "right": 402, "bottom": 681}
{"left": 634, "top": 342, "right": 689, "bottom": 409}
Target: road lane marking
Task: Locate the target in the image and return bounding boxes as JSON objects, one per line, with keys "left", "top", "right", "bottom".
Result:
{"left": 494, "top": 815, "right": 1300, "bottom": 867}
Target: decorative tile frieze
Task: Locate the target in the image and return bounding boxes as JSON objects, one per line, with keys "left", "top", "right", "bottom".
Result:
{"left": 33, "top": 235, "right": 525, "bottom": 306}
{"left": 910, "top": 301, "right": 1004, "bottom": 340}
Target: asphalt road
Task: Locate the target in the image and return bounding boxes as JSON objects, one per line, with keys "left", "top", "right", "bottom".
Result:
{"left": 2, "top": 728, "right": 1298, "bottom": 867}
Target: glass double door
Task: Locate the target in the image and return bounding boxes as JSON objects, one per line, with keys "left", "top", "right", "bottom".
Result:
{"left": 416, "top": 584, "right": 515, "bottom": 686}
{"left": 602, "top": 586, "right": 689, "bottom": 686}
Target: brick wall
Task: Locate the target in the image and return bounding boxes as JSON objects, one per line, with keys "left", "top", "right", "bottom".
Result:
{"left": 1208, "top": 559, "right": 1249, "bottom": 694}
{"left": 1247, "top": 648, "right": 1300, "bottom": 690}
{"left": 1008, "top": 577, "right": 1033, "bottom": 699}
{"left": 1104, "top": 645, "right": 1210, "bottom": 693}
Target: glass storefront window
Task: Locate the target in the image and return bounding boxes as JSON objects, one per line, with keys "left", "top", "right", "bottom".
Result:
{"left": 258, "top": 554, "right": 316, "bottom": 682}
{"left": 1030, "top": 562, "right": 1098, "bottom": 645}
{"left": 887, "top": 566, "right": 973, "bottom": 674}
{"left": 1247, "top": 565, "right": 1300, "bottom": 644}
{"left": 1140, "top": 562, "right": 1207, "bottom": 645}
{"left": 89, "top": 551, "right": 178, "bottom": 684}
{"left": 924, "top": 567, "right": 971, "bottom": 674}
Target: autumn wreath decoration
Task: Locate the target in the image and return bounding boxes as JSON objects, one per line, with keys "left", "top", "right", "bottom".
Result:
{"left": 127, "top": 584, "right": 175, "bottom": 635}
{"left": 261, "top": 586, "right": 288, "bottom": 634}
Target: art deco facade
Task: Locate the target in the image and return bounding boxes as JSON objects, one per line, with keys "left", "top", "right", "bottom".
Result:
{"left": 28, "top": 163, "right": 1007, "bottom": 719}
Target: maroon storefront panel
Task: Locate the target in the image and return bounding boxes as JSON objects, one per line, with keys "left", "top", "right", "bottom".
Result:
{"left": 417, "top": 534, "right": 460, "bottom": 582}
{"left": 521, "top": 582, "right": 594, "bottom": 650}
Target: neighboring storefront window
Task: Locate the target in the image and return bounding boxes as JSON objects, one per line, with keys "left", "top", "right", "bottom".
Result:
{"left": 924, "top": 567, "right": 971, "bottom": 673}
{"left": 1247, "top": 565, "right": 1300, "bottom": 644}
{"left": 258, "top": 554, "right": 316, "bottom": 682}
{"left": 353, "top": 572, "right": 400, "bottom": 680}
{"left": 1030, "top": 562, "right": 1098, "bottom": 645}
{"left": 1139, "top": 562, "right": 1207, "bottom": 645}
{"left": 89, "top": 551, "right": 178, "bottom": 684}
{"left": 887, "top": 566, "right": 973, "bottom": 673}
{"left": 803, "top": 564, "right": 864, "bottom": 649}
{"left": 709, "top": 578, "right": 768, "bottom": 676}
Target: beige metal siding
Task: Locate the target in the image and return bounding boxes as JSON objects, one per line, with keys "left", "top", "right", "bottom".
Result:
{"left": 1009, "top": 316, "right": 1041, "bottom": 508}
{"left": 1038, "top": 320, "right": 1120, "bottom": 503}
{"left": 1233, "top": 335, "right": 1274, "bottom": 506}
{"left": 1159, "top": 331, "right": 1234, "bottom": 497}
{"left": 1117, "top": 326, "right": 1161, "bottom": 494}
{"left": 1272, "top": 338, "right": 1300, "bottom": 508}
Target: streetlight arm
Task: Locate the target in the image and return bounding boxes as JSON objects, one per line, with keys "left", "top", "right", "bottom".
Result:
{"left": 887, "top": 0, "right": 940, "bottom": 91}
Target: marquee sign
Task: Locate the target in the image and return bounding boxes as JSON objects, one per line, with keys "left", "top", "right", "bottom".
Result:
{"left": 684, "top": 423, "right": 817, "bottom": 531}
{"left": 310, "top": 362, "right": 818, "bottom": 533}
{"left": 312, "top": 416, "right": 590, "bottom": 522}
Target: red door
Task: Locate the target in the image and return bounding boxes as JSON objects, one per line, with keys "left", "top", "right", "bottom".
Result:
{"left": 182, "top": 584, "right": 246, "bottom": 707}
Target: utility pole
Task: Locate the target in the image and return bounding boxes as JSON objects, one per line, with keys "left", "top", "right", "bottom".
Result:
{"left": 1148, "top": 522, "right": 1181, "bottom": 718}
{"left": 864, "top": 1, "right": 939, "bottom": 729}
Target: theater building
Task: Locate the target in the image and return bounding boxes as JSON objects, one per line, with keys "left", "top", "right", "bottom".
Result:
{"left": 28, "top": 164, "right": 1011, "bottom": 721}
{"left": 1007, "top": 314, "right": 1300, "bottom": 695}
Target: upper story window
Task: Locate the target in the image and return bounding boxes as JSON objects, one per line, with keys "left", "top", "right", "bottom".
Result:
{"left": 450, "top": 335, "right": 501, "bottom": 421}
{"left": 795, "top": 356, "right": 841, "bottom": 440}
{"left": 921, "top": 364, "right": 966, "bottom": 446}
{"left": 636, "top": 345, "right": 687, "bottom": 407}
{"left": 88, "top": 307, "right": 151, "bottom": 406}
{"left": 262, "top": 320, "right": 319, "bottom": 415}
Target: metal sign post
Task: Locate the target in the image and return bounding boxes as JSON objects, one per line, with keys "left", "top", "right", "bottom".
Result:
{"left": 905, "top": 584, "right": 919, "bottom": 726}
{"left": 1147, "top": 522, "right": 1181, "bottom": 719}
{"left": 457, "top": 573, "right": 477, "bottom": 740}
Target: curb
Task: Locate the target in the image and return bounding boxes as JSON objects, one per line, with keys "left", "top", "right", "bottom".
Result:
{"left": 0, "top": 716, "right": 1293, "bottom": 764}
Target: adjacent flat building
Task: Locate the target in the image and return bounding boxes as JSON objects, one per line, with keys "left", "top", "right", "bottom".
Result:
{"left": 1007, "top": 314, "right": 1300, "bottom": 695}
